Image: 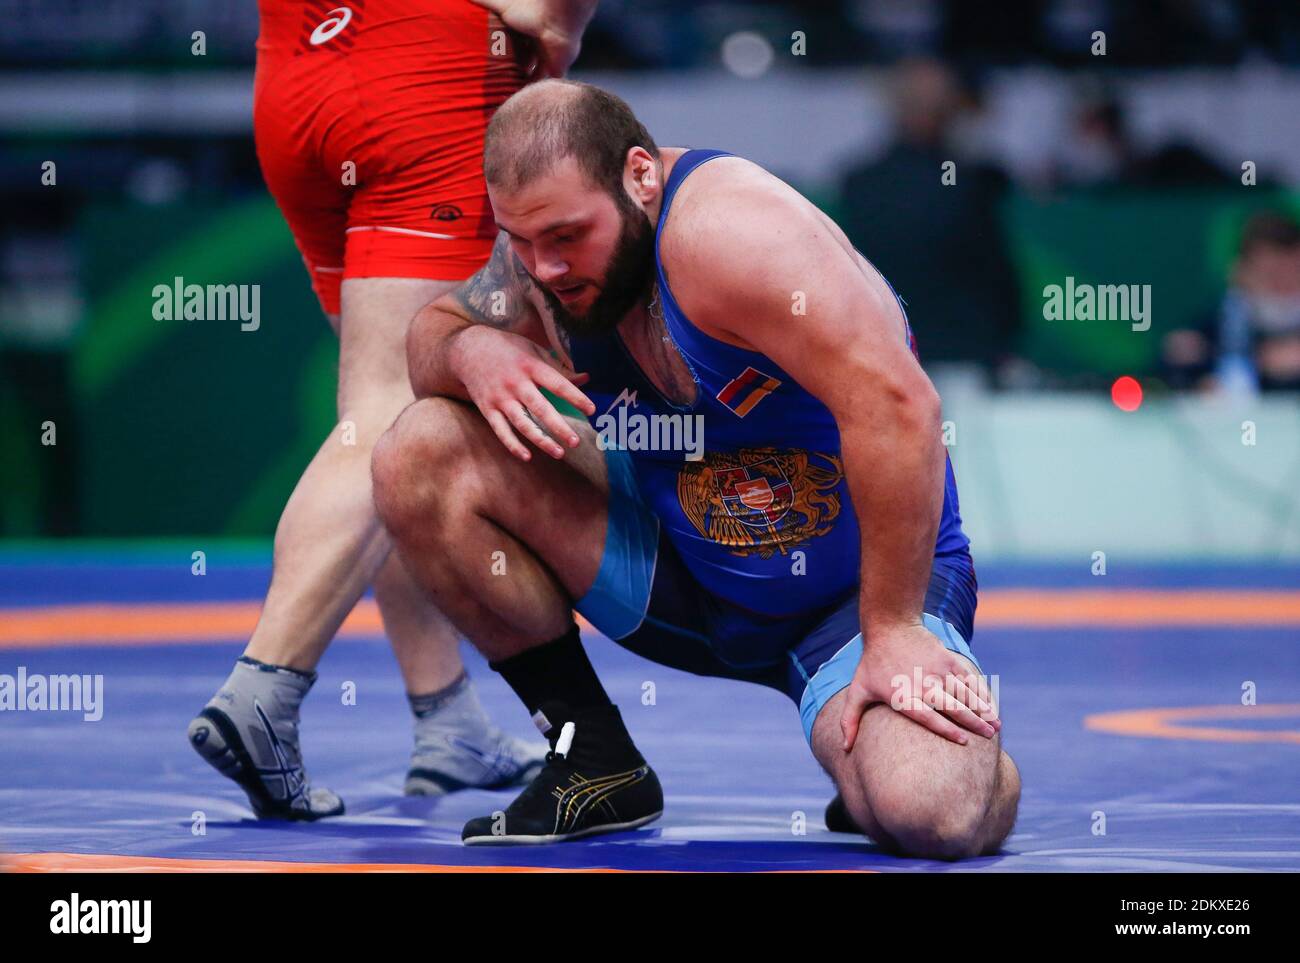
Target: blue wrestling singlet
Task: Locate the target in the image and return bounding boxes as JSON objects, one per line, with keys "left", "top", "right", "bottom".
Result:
{"left": 567, "top": 149, "right": 983, "bottom": 744}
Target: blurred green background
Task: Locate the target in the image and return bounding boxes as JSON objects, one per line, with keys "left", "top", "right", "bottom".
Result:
{"left": 2, "top": 185, "right": 1297, "bottom": 538}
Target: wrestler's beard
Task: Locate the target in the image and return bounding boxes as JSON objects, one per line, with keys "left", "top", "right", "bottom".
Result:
{"left": 540, "top": 197, "right": 656, "bottom": 339}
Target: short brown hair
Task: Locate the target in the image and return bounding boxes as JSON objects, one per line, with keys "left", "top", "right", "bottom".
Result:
{"left": 484, "top": 79, "right": 659, "bottom": 200}
{"left": 1239, "top": 211, "right": 1300, "bottom": 259}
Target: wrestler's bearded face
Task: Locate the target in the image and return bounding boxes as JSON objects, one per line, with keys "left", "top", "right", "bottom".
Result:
{"left": 537, "top": 187, "right": 656, "bottom": 338}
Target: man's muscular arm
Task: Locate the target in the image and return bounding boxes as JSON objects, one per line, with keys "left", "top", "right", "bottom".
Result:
{"left": 406, "top": 231, "right": 594, "bottom": 459}
{"left": 664, "top": 173, "right": 999, "bottom": 748}
{"left": 407, "top": 232, "right": 546, "bottom": 399}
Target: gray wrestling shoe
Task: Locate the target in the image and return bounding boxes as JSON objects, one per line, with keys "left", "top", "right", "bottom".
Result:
{"left": 187, "top": 656, "right": 345, "bottom": 821}
{"left": 404, "top": 671, "right": 548, "bottom": 796}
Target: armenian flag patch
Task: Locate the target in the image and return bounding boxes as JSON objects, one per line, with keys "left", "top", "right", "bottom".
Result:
{"left": 716, "top": 366, "right": 782, "bottom": 417}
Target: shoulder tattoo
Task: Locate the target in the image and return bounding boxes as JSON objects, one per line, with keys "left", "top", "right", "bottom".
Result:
{"left": 452, "top": 232, "right": 534, "bottom": 328}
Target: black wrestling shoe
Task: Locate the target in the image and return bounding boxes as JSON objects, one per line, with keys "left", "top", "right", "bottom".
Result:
{"left": 461, "top": 702, "right": 663, "bottom": 845}
{"left": 825, "top": 793, "right": 861, "bottom": 834}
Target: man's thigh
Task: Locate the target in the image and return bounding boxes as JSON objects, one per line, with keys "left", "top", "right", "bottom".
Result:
{"left": 384, "top": 397, "right": 611, "bottom": 600}
{"left": 336, "top": 277, "right": 459, "bottom": 418}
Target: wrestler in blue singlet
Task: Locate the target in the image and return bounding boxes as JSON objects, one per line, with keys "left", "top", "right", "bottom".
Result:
{"left": 569, "top": 149, "right": 983, "bottom": 744}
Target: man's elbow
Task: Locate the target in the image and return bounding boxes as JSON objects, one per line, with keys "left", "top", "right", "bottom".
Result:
{"left": 405, "top": 314, "right": 434, "bottom": 398}
{"left": 408, "top": 365, "right": 438, "bottom": 402}
{"left": 876, "top": 373, "right": 942, "bottom": 436}
{"left": 833, "top": 376, "right": 942, "bottom": 459}
{"left": 906, "top": 379, "right": 943, "bottom": 435}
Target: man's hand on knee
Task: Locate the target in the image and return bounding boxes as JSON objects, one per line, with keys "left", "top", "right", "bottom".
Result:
{"left": 838, "top": 624, "right": 1001, "bottom": 752}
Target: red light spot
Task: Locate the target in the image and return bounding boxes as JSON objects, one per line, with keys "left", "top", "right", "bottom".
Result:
{"left": 1111, "top": 376, "right": 1143, "bottom": 411}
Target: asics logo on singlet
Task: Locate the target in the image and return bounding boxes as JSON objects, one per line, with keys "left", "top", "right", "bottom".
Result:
{"left": 602, "top": 388, "right": 639, "bottom": 415}
{"left": 310, "top": 6, "right": 353, "bottom": 45}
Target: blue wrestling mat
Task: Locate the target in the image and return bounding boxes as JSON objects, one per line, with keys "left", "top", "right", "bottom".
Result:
{"left": 2, "top": 548, "right": 1298, "bottom": 872}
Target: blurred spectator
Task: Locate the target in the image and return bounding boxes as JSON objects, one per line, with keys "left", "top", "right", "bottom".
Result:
{"left": 1055, "top": 90, "right": 1228, "bottom": 189}
{"left": 1161, "top": 211, "right": 1300, "bottom": 393}
{"left": 1055, "top": 94, "right": 1135, "bottom": 188}
{"left": 838, "top": 58, "right": 1022, "bottom": 380}
{"left": 1130, "top": 141, "right": 1231, "bottom": 188}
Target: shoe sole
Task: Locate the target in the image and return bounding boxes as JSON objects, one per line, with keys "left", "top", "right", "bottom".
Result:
{"left": 187, "top": 707, "right": 344, "bottom": 821}
{"left": 462, "top": 809, "right": 662, "bottom": 845}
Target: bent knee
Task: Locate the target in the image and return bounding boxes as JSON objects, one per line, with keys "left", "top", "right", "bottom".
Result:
{"left": 866, "top": 750, "right": 1020, "bottom": 860}
{"left": 371, "top": 397, "right": 478, "bottom": 532}
{"left": 872, "top": 805, "right": 988, "bottom": 861}
{"left": 868, "top": 784, "right": 994, "bottom": 861}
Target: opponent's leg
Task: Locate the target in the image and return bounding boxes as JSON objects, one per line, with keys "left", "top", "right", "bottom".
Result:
{"left": 338, "top": 279, "right": 545, "bottom": 796}
{"left": 188, "top": 278, "right": 540, "bottom": 819}
{"left": 240, "top": 278, "right": 441, "bottom": 670}
{"left": 811, "top": 654, "right": 1020, "bottom": 859}
{"left": 372, "top": 397, "right": 663, "bottom": 842}
{"left": 188, "top": 277, "right": 441, "bottom": 819}
{"left": 374, "top": 551, "right": 546, "bottom": 794}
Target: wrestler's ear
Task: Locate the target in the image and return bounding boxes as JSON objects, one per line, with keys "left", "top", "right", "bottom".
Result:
{"left": 625, "top": 146, "right": 659, "bottom": 202}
